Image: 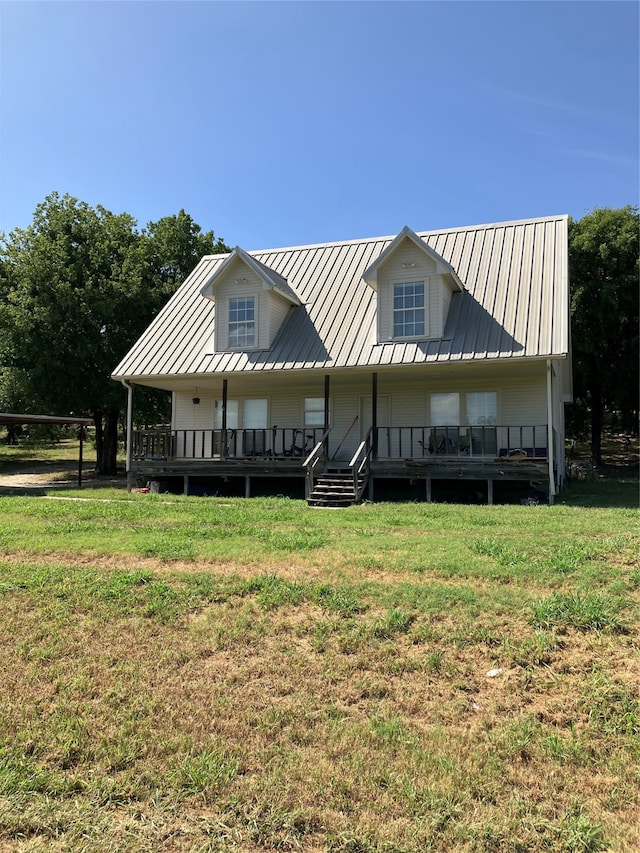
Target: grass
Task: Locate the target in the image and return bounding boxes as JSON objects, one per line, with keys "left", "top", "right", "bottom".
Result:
{"left": 0, "top": 488, "right": 637, "bottom": 853}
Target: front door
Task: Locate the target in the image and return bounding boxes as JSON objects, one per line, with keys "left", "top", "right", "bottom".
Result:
{"left": 359, "top": 395, "right": 390, "bottom": 440}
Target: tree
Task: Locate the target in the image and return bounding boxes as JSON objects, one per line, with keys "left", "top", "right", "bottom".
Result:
{"left": 142, "top": 209, "right": 228, "bottom": 296}
{"left": 568, "top": 206, "right": 639, "bottom": 465}
{"left": 0, "top": 193, "right": 228, "bottom": 474}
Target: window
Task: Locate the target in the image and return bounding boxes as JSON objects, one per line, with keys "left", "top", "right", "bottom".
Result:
{"left": 393, "top": 281, "right": 425, "bottom": 338}
{"left": 214, "top": 399, "right": 239, "bottom": 430}
{"left": 228, "top": 297, "right": 255, "bottom": 348}
{"left": 305, "top": 397, "right": 327, "bottom": 427}
{"left": 430, "top": 393, "right": 460, "bottom": 426}
{"left": 466, "top": 392, "right": 497, "bottom": 426}
{"left": 429, "top": 392, "right": 498, "bottom": 455}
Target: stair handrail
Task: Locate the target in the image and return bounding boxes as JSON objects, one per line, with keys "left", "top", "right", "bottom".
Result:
{"left": 330, "top": 414, "right": 359, "bottom": 461}
{"left": 349, "top": 427, "right": 372, "bottom": 501}
{"left": 303, "top": 427, "right": 332, "bottom": 499}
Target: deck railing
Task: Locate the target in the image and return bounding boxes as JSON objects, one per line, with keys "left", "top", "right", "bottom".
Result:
{"left": 303, "top": 427, "right": 332, "bottom": 497}
{"left": 349, "top": 428, "right": 373, "bottom": 500}
{"left": 131, "top": 424, "right": 548, "bottom": 464}
{"left": 132, "top": 427, "right": 326, "bottom": 462}
{"left": 373, "top": 425, "right": 548, "bottom": 460}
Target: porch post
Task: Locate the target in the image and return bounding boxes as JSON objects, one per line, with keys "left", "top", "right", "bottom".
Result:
{"left": 221, "top": 378, "right": 228, "bottom": 461}
{"left": 78, "top": 425, "right": 84, "bottom": 488}
{"left": 546, "top": 360, "right": 556, "bottom": 504}
{"left": 324, "top": 374, "right": 330, "bottom": 461}
{"left": 121, "top": 380, "right": 134, "bottom": 490}
{"left": 371, "top": 372, "right": 378, "bottom": 460}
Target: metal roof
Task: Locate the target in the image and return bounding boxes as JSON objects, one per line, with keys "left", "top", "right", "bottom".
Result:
{"left": 112, "top": 215, "right": 569, "bottom": 382}
{"left": 0, "top": 413, "right": 93, "bottom": 426}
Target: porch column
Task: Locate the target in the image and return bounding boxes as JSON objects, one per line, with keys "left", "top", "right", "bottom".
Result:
{"left": 324, "top": 374, "right": 330, "bottom": 461}
{"left": 546, "top": 360, "right": 556, "bottom": 504}
{"left": 371, "top": 372, "right": 378, "bottom": 459}
{"left": 221, "top": 378, "right": 228, "bottom": 461}
{"left": 78, "top": 425, "right": 85, "bottom": 489}
{"left": 121, "top": 380, "right": 134, "bottom": 490}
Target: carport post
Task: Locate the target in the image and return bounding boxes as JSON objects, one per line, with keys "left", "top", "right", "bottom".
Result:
{"left": 78, "top": 427, "right": 84, "bottom": 488}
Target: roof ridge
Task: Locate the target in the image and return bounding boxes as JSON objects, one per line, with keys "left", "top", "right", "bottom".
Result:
{"left": 201, "top": 214, "right": 568, "bottom": 259}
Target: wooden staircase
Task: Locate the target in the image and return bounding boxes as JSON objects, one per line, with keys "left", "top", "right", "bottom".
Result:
{"left": 307, "top": 467, "right": 367, "bottom": 508}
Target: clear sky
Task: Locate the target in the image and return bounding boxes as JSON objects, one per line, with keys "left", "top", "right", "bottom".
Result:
{"left": 1, "top": 1, "right": 637, "bottom": 250}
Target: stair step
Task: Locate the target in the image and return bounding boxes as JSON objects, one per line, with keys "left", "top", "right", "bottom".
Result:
{"left": 307, "top": 469, "right": 368, "bottom": 507}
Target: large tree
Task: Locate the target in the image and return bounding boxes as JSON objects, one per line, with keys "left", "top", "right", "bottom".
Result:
{"left": 0, "top": 193, "right": 228, "bottom": 474}
{"left": 568, "top": 206, "right": 639, "bottom": 464}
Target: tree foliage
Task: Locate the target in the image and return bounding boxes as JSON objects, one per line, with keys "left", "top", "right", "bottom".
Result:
{"left": 568, "top": 206, "right": 639, "bottom": 463}
{"left": 0, "top": 193, "right": 228, "bottom": 474}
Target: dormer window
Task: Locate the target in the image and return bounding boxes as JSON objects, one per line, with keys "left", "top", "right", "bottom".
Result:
{"left": 229, "top": 296, "right": 256, "bottom": 348}
{"left": 393, "top": 281, "right": 425, "bottom": 338}
{"left": 363, "top": 226, "right": 464, "bottom": 344}
{"left": 201, "top": 246, "right": 301, "bottom": 352}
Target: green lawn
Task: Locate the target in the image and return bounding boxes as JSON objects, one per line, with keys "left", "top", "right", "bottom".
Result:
{"left": 0, "top": 489, "right": 638, "bottom": 852}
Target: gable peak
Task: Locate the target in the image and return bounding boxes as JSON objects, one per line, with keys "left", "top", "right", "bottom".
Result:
{"left": 200, "top": 246, "right": 301, "bottom": 305}
{"left": 362, "top": 225, "right": 463, "bottom": 290}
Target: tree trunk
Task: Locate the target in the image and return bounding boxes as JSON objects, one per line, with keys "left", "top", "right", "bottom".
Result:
{"left": 94, "top": 410, "right": 104, "bottom": 472}
{"left": 100, "top": 410, "right": 120, "bottom": 476}
{"left": 93, "top": 409, "right": 119, "bottom": 475}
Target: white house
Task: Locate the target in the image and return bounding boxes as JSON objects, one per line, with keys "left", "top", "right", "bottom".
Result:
{"left": 112, "top": 215, "right": 572, "bottom": 505}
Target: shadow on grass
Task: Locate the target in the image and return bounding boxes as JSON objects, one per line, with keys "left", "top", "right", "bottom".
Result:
{"left": 560, "top": 477, "right": 639, "bottom": 509}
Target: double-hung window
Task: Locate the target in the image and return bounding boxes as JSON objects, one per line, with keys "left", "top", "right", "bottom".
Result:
{"left": 228, "top": 297, "right": 255, "bottom": 348}
{"left": 393, "top": 281, "right": 425, "bottom": 339}
{"left": 304, "top": 397, "right": 327, "bottom": 428}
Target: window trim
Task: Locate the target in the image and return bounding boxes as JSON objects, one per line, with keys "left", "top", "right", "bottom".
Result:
{"left": 392, "top": 279, "right": 426, "bottom": 340}
{"left": 304, "top": 396, "right": 330, "bottom": 428}
{"left": 228, "top": 295, "right": 257, "bottom": 350}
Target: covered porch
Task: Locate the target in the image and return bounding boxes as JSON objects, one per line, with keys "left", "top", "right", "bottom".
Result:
{"left": 122, "top": 361, "right": 560, "bottom": 504}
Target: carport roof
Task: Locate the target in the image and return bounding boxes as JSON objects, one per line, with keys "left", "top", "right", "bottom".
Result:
{"left": 0, "top": 413, "right": 93, "bottom": 426}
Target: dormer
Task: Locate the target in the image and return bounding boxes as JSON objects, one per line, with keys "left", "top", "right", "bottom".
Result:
{"left": 363, "top": 226, "right": 464, "bottom": 342}
{"left": 201, "top": 247, "right": 301, "bottom": 351}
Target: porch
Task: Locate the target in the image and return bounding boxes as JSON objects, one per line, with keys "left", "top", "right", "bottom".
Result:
{"left": 128, "top": 424, "right": 552, "bottom": 504}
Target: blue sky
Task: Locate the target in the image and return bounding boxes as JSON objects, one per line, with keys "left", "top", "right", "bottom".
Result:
{"left": 1, "top": 1, "right": 637, "bottom": 250}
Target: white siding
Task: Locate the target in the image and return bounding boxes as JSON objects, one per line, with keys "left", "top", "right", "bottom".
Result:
{"left": 268, "top": 293, "right": 293, "bottom": 346}
{"left": 168, "top": 371, "right": 549, "bottom": 462}
{"left": 173, "top": 391, "right": 216, "bottom": 457}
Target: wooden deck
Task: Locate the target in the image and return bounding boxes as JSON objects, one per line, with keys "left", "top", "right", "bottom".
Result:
{"left": 128, "top": 425, "right": 552, "bottom": 503}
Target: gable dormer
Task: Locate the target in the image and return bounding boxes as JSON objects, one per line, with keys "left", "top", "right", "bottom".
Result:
{"left": 201, "top": 247, "right": 301, "bottom": 351}
{"left": 363, "top": 226, "right": 463, "bottom": 343}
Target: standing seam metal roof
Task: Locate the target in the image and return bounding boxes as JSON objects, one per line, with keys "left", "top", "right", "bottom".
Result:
{"left": 112, "top": 215, "right": 569, "bottom": 380}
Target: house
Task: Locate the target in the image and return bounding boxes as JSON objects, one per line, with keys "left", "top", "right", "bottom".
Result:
{"left": 111, "top": 215, "right": 572, "bottom": 505}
